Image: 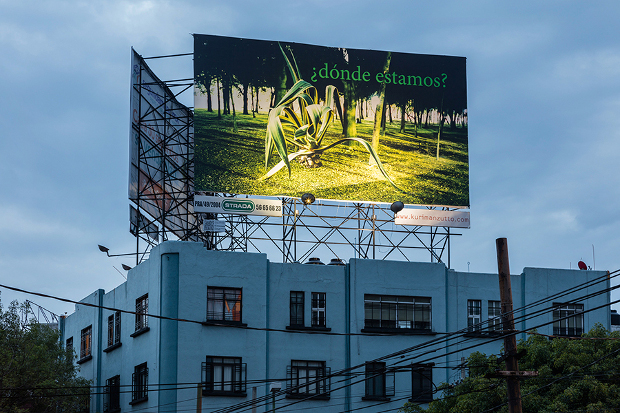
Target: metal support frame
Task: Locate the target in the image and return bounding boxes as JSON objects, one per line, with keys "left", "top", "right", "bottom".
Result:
{"left": 128, "top": 52, "right": 461, "bottom": 267}
{"left": 193, "top": 195, "right": 459, "bottom": 266}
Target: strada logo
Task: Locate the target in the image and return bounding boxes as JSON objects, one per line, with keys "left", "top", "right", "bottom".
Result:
{"left": 222, "top": 199, "right": 255, "bottom": 213}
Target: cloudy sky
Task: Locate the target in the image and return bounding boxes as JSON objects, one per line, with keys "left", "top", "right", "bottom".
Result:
{"left": 1, "top": 0, "right": 619, "bottom": 316}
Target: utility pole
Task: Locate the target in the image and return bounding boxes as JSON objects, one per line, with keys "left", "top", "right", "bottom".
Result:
{"left": 196, "top": 383, "right": 202, "bottom": 413}
{"left": 496, "top": 238, "right": 522, "bottom": 413}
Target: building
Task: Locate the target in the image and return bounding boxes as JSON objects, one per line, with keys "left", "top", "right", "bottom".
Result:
{"left": 60, "top": 241, "right": 611, "bottom": 413}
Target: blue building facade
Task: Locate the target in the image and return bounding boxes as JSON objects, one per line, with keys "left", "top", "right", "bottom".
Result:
{"left": 61, "top": 241, "right": 611, "bottom": 413}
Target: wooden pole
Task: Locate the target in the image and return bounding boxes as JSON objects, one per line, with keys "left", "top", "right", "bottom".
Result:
{"left": 496, "top": 238, "right": 522, "bottom": 413}
{"left": 196, "top": 383, "right": 202, "bottom": 413}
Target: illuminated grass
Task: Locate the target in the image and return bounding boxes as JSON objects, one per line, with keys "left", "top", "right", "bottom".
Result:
{"left": 194, "top": 110, "right": 469, "bottom": 206}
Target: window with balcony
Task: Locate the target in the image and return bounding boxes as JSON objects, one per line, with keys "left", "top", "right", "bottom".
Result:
{"left": 411, "top": 364, "right": 433, "bottom": 403}
{"left": 286, "top": 360, "right": 330, "bottom": 399}
{"left": 131, "top": 294, "right": 149, "bottom": 337}
{"left": 202, "top": 356, "right": 247, "bottom": 396}
{"left": 364, "top": 295, "right": 431, "bottom": 332}
{"left": 104, "top": 375, "right": 121, "bottom": 413}
{"left": 363, "top": 362, "right": 394, "bottom": 400}
{"left": 105, "top": 311, "right": 121, "bottom": 351}
{"left": 130, "top": 363, "right": 148, "bottom": 404}
{"left": 78, "top": 326, "right": 92, "bottom": 363}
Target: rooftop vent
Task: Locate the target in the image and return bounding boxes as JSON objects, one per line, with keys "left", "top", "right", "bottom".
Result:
{"left": 327, "top": 258, "right": 345, "bottom": 266}
{"left": 305, "top": 257, "right": 325, "bottom": 265}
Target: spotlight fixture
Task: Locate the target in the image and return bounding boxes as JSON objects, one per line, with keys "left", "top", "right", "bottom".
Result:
{"left": 301, "top": 193, "right": 316, "bottom": 205}
{"left": 121, "top": 264, "right": 132, "bottom": 271}
{"left": 390, "top": 201, "right": 404, "bottom": 213}
{"left": 97, "top": 244, "right": 137, "bottom": 257}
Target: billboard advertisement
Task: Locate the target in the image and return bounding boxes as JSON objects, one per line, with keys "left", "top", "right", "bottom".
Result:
{"left": 129, "top": 48, "right": 195, "bottom": 239}
{"left": 194, "top": 34, "right": 468, "bottom": 207}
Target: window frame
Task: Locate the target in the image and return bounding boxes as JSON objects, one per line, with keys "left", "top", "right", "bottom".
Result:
{"left": 78, "top": 325, "right": 92, "bottom": 363}
{"left": 104, "top": 375, "right": 121, "bottom": 413}
{"left": 105, "top": 311, "right": 122, "bottom": 351}
{"left": 410, "top": 364, "right": 433, "bottom": 403}
{"left": 286, "top": 360, "right": 330, "bottom": 399}
{"left": 363, "top": 362, "right": 395, "bottom": 401}
{"left": 553, "top": 302, "right": 584, "bottom": 337}
{"left": 363, "top": 295, "right": 432, "bottom": 333}
{"left": 66, "top": 336, "right": 74, "bottom": 356}
{"left": 467, "top": 300, "right": 482, "bottom": 332}
{"left": 206, "top": 287, "right": 243, "bottom": 325}
{"left": 311, "top": 292, "right": 326, "bottom": 328}
{"left": 202, "top": 356, "right": 247, "bottom": 396}
{"left": 289, "top": 291, "right": 305, "bottom": 327}
{"left": 134, "top": 294, "right": 149, "bottom": 334}
{"left": 130, "top": 362, "right": 148, "bottom": 405}
{"left": 488, "top": 300, "right": 502, "bottom": 332}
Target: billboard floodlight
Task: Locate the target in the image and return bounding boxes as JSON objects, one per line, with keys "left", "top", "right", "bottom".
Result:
{"left": 98, "top": 245, "right": 138, "bottom": 258}
{"left": 390, "top": 201, "right": 405, "bottom": 214}
{"left": 301, "top": 193, "right": 316, "bottom": 205}
{"left": 121, "top": 264, "right": 133, "bottom": 271}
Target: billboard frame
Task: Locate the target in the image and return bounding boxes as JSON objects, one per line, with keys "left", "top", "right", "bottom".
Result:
{"left": 126, "top": 46, "right": 465, "bottom": 267}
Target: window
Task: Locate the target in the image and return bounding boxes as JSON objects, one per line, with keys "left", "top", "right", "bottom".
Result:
{"left": 411, "top": 364, "right": 433, "bottom": 403}
{"left": 207, "top": 287, "right": 242, "bottom": 323}
{"left": 66, "top": 337, "right": 73, "bottom": 355}
{"left": 135, "top": 294, "right": 148, "bottom": 332}
{"left": 363, "top": 362, "right": 394, "bottom": 400}
{"left": 202, "top": 356, "right": 247, "bottom": 396}
{"left": 290, "top": 291, "right": 304, "bottom": 326}
{"left": 488, "top": 300, "right": 502, "bottom": 332}
{"left": 467, "top": 300, "right": 481, "bottom": 332}
{"left": 286, "top": 360, "right": 330, "bottom": 399}
{"left": 311, "top": 292, "right": 326, "bottom": 328}
{"left": 107, "top": 311, "right": 121, "bottom": 349}
{"left": 104, "top": 375, "right": 121, "bottom": 413}
{"left": 79, "top": 326, "right": 92, "bottom": 361}
{"left": 553, "top": 303, "right": 584, "bottom": 337}
{"left": 131, "top": 363, "right": 148, "bottom": 404}
{"left": 364, "top": 295, "right": 431, "bottom": 331}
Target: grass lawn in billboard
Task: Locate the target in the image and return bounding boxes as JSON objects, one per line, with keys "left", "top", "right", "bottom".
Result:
{"left": 194, "top": 34, "right": 469, "bottom": 207}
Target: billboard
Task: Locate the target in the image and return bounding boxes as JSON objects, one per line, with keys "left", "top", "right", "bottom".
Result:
{"left": 194, "top": 34, "right": 468, "bottom": 207}
{"left": 129, "top": 48, "right": 195, "bottom": 239}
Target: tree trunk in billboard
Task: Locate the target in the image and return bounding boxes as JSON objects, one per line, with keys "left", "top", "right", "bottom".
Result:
{"left": 436, "top": 97, "right": 444, "bottom": 160}
{"left": 400, "top": 103, "right": 406, "bottom": 133}
{"left": 381, "top": 101, "right": 387, "bottom": 135}
{"left": 371, "top": 52, "right": 391, "bottom": 160}
{"left": 216, "top": 78, "right": 221, "bottom": 119}
{"left": 241, "top": 83, "right": 249, "bottom": 115}
{"left": 343, "top": 80, "right": 357, "bottom": 141}
{"left": 222, "top": 80, "right": 230, "bottom": 115}
{"left": 273, "top": 65, "right": 287, "bottom": 108}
